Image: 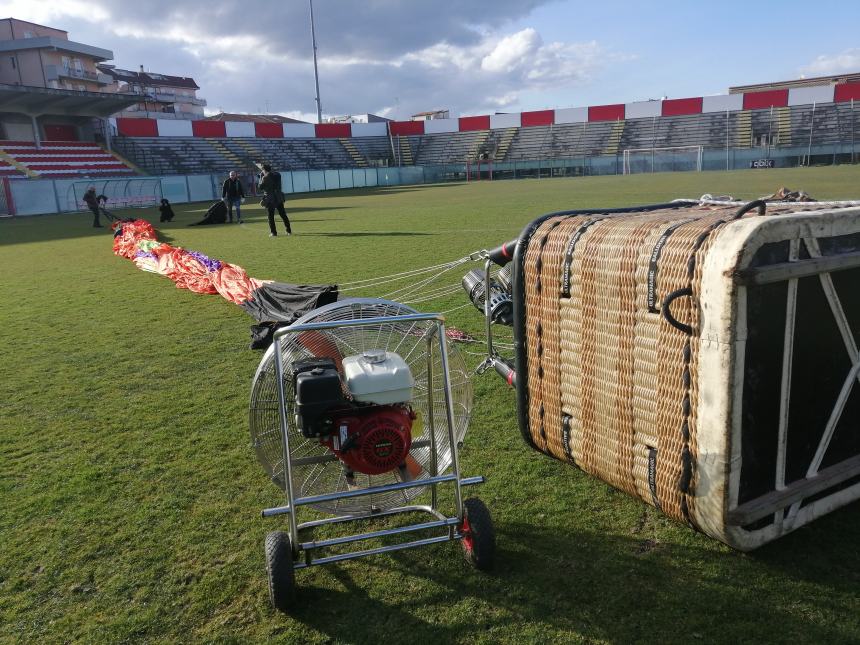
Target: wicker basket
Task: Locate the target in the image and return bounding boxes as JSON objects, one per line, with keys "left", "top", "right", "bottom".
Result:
{"left": 512, "top": 200, "right": 860, "bottom": 550}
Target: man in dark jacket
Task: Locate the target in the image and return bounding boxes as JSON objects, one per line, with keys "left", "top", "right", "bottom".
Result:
{"left": 83, "top": 186, "right": 102, "bottom": 228}
{"left": 221, "top": 170, "right": 245, "bottom": 223}
{"left": 258, "top": 163, "right": 292, "bottom": 237}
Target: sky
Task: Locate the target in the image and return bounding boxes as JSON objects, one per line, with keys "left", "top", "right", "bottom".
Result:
{"left": 4, "top": 0, "right": 860, "bottom": 122}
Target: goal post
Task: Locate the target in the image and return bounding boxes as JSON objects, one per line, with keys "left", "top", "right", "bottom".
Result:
{"left": 622, "top": 145, "right": 703, "bottom": 175}
{"left": 466, "top": 159, "right": 493, "bottom": 181}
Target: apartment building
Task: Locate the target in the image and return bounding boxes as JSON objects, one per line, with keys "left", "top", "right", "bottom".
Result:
{"left": 411, "top": 110, "right": 450, "bottom": 121}
{"left": 0, "top": 18, "right": 113, "bottom": 92}
{"left": 98, "top": 65, "right": 206, "bottom": 120}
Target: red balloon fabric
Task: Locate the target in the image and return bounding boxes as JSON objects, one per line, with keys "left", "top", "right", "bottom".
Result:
{"left": 112, "top": 219, "right": 250, "bottom": 302}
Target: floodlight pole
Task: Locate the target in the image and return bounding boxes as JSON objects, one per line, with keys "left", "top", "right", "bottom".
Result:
{"left": 310, "top": 0, "right": 323, "bottom": 124}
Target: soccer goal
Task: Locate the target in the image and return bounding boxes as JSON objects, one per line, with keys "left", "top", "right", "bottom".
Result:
{"left": 622, "top": 145, "right": 703, "bottom": 175}
{"left": 466, "top": 159, "right": 493, "bottom": 181}
{"left": 66, "top": 177, "right": 162, "bottom": 212}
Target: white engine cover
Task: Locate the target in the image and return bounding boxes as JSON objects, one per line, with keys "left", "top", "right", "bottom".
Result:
{"left": 342, "top": 350, "right": 414, "bottom": 404}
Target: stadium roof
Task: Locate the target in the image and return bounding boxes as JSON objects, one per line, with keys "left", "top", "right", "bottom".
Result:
{"left": 0, "top": 17, "right": 68, "bottom": 33}
{"left": 0, "top": 83, "right": 140, "bottom": 117}
{"left": 0, "top": 36, "right": 112, "bottom": 61}
{"left": 412, "top": 110, "right": 448, "bottom": 117}
{"left": 201, "top": 112, "right": 308, "bottom": 124}
{"left": 730, "top": 72, "right": 860, "bottom": 94}
{"left": 97, "top": 65, "right": 199, "bottom": 90}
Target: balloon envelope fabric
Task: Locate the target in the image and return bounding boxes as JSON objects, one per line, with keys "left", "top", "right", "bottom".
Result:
{"left": 111, "top": 219, "right": 337, "bottom": 322}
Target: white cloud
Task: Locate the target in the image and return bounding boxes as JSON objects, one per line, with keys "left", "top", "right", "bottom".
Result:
{"left": 403, "top": 43, "right": 475, "bottom": 71}
{"left": 3, "top": 1, "right": 632, "bottom": 119}
{"left": 485, "top": 92, "right": 520, "bottom": 107}
{"left": 481, "top": 28, "right": 542, "bottom": 73}
{"left": 2, "top": 0, "right": 110, "bottom": 25}
{"left": 392, "top": 29, "right": 619, "bottom": 114}
{"left": 801, "top": 49, "right": 860, "bottom": 76}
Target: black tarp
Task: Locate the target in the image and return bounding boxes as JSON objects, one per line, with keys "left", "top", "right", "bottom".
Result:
{"left": 241, "top": 282, "right": 339, "bottom": 323}
{"left": 189, "top": 201, "right": 228, "bottom": 226}
{"left": 243, "top": 283, "right": 339, "bottom": 350}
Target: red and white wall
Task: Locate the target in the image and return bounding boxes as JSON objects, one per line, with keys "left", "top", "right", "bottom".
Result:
{"left": 113, "top": 81, "right": 860, "bottom": 140}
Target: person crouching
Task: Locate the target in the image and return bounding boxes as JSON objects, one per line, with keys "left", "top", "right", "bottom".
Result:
{"left": 159, "top": 198, "right": 176, "bottom": 222}
{"left": 83, "top": 185, "right": 102, "bottom": 228}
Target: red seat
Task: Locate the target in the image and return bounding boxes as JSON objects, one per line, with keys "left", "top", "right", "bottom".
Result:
{"left": 1, "top": 140, "right": 137, "bottom": 177}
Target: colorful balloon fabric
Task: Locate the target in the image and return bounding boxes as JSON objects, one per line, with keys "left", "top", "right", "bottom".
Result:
{"left": 111, "top": 219, "right": 473, "bottom": 342}
{"left": 111, "top": 219, "right": 337, "bottom": 321}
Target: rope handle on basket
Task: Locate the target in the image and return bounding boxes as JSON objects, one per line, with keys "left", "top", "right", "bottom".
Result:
{"left": 661, "top": 287, "right": 694, "bottom": 335}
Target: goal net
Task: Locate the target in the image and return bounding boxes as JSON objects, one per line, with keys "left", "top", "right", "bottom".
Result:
{"left": 66, "top": 177, "right": 162, "bottom": 212}
{"left": 622, "top": 145, "right": 703, "bottom": 175}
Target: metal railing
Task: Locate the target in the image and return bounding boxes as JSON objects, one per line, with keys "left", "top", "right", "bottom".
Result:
{"left": 60, "top": 67, "right": 102, "bottom": 82}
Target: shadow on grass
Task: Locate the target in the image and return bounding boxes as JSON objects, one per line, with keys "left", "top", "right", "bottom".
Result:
{"left": 285, "top": 509, "right": 860, "bottom": 643}
{"left": 0, "top": 211, "right": 174, "bottom": 246}
{"left": 297, "top": 231, "right": 433, "bottom": 238}
{"left": 284, "top": 206, "right": 352, "bottom": 213}
{"left": 368, "top": 184, "right": 465, "bottom": 196}
{"left": 287, "top": 218, "right": 343, "bottom": 224}
{"left": 278, "top": 184, "right": 465, "bottom": 202}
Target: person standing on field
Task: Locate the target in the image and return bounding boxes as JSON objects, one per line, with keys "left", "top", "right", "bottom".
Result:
{"left": 258, "top": 163, "right": 292, "bottom": 237}
{"left": 221, "top": 170, "right": 245, "bottom": 223}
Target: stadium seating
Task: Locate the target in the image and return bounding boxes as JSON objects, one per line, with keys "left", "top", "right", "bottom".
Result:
{"left": 503, "top": 121, "right": 621, "bottom": 160}
{"left": 0, "top": 158, "right": 28, "bottom": 178}
{"left": 107, "top": 101, "right": 860, "bottom": 176}
{"left": 791, "top": 103, "right": 860, "bottom": 148}
{"left": 0, "top": 141, "right": 136, "bottom": 178}
{"left": 113, "top": 136, "right": 395, "bottom": 176}
{"left": 394, "top": 130, "right": 491, "bottom": 165}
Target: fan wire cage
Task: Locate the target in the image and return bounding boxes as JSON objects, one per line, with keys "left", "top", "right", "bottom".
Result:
{"left": 250, "top": 299, "right": 473, "bottom": 514}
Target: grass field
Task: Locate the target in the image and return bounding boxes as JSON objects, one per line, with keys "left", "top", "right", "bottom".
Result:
{"left": 2, "top": 166, "right": 860, "bottom": 644}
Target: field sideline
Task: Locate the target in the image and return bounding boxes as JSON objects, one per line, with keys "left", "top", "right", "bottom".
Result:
{"left": 2, "top": 167, "right": 859, "bottom": 643}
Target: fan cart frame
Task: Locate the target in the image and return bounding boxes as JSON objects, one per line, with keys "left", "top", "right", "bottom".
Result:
{"left": 261, "top": 311, "right": 488, "bottom": 573}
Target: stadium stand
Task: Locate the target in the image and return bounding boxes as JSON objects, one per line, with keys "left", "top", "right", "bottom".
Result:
{"left": 107, "top": 99, "right": 860, "bottom": 174}
{"left": 99, "top": 77, "right": 859, "bottom": 175}
{"left": 0, "top": 157, "right": 28, "bottom": 178}
{"left": 503, "top": 121, "right": 623, "bottom": 160}
{"left": 111, "top": 136, "right": 395, "bottom": 175}
{"left": 394, "top": 130, "right": 491, "bottom": 165}
{"left": 0, "top": 141, "right": 136, "bottom": 178}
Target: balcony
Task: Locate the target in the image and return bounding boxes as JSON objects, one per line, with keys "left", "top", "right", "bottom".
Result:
{"left": 45, "top": 64, "right": 112, "bottom": 85}
{"left": 139, "top": 92, "right": 174, "bottom": 104}
{"left": 152, "top": 91, "right": 206, "bottom": 106}
{"left": 120, "top": 106, "right": 205, "bottom": 120}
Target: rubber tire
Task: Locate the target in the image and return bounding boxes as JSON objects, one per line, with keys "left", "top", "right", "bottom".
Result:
{"left": 461, "top": 497, "right": 495, "bottom": 571}
{"left": 265, "top": 531, "right": 296, "bottom": 611}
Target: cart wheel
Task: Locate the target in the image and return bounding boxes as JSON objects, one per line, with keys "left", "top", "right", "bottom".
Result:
{"left": 460, "top": 497, "right": 495, "bottom": 571}
{"left": 265, "top": 531, "right": 296, "bottom": 611}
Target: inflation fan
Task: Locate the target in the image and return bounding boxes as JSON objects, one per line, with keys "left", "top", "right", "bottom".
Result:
{"left": 249, "top": 298, "right": 494, "bottom": 610}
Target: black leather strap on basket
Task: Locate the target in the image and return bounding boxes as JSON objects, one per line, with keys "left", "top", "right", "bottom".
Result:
{"left": 734, "top": 199, "right": 767, "bottom": 218}
{"left": 512, "top": 201, "right": 699, "bottom": 451}
{"left": 487, "top": 239, "right": 518, "bottom": 267}
{"left": 661, "top": 287, "right": 694, "bottom": 335}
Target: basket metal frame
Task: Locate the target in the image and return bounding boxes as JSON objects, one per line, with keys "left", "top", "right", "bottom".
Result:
{"left": 260, "top": 311, "right": 484, "bottom": 570}
{"left": 729, "top": 231, "right": 860, "bottom": 529}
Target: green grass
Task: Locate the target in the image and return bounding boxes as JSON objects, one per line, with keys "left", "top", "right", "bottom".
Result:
{"left": 2, "top": 167, "right": 860, "bottom": 644}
